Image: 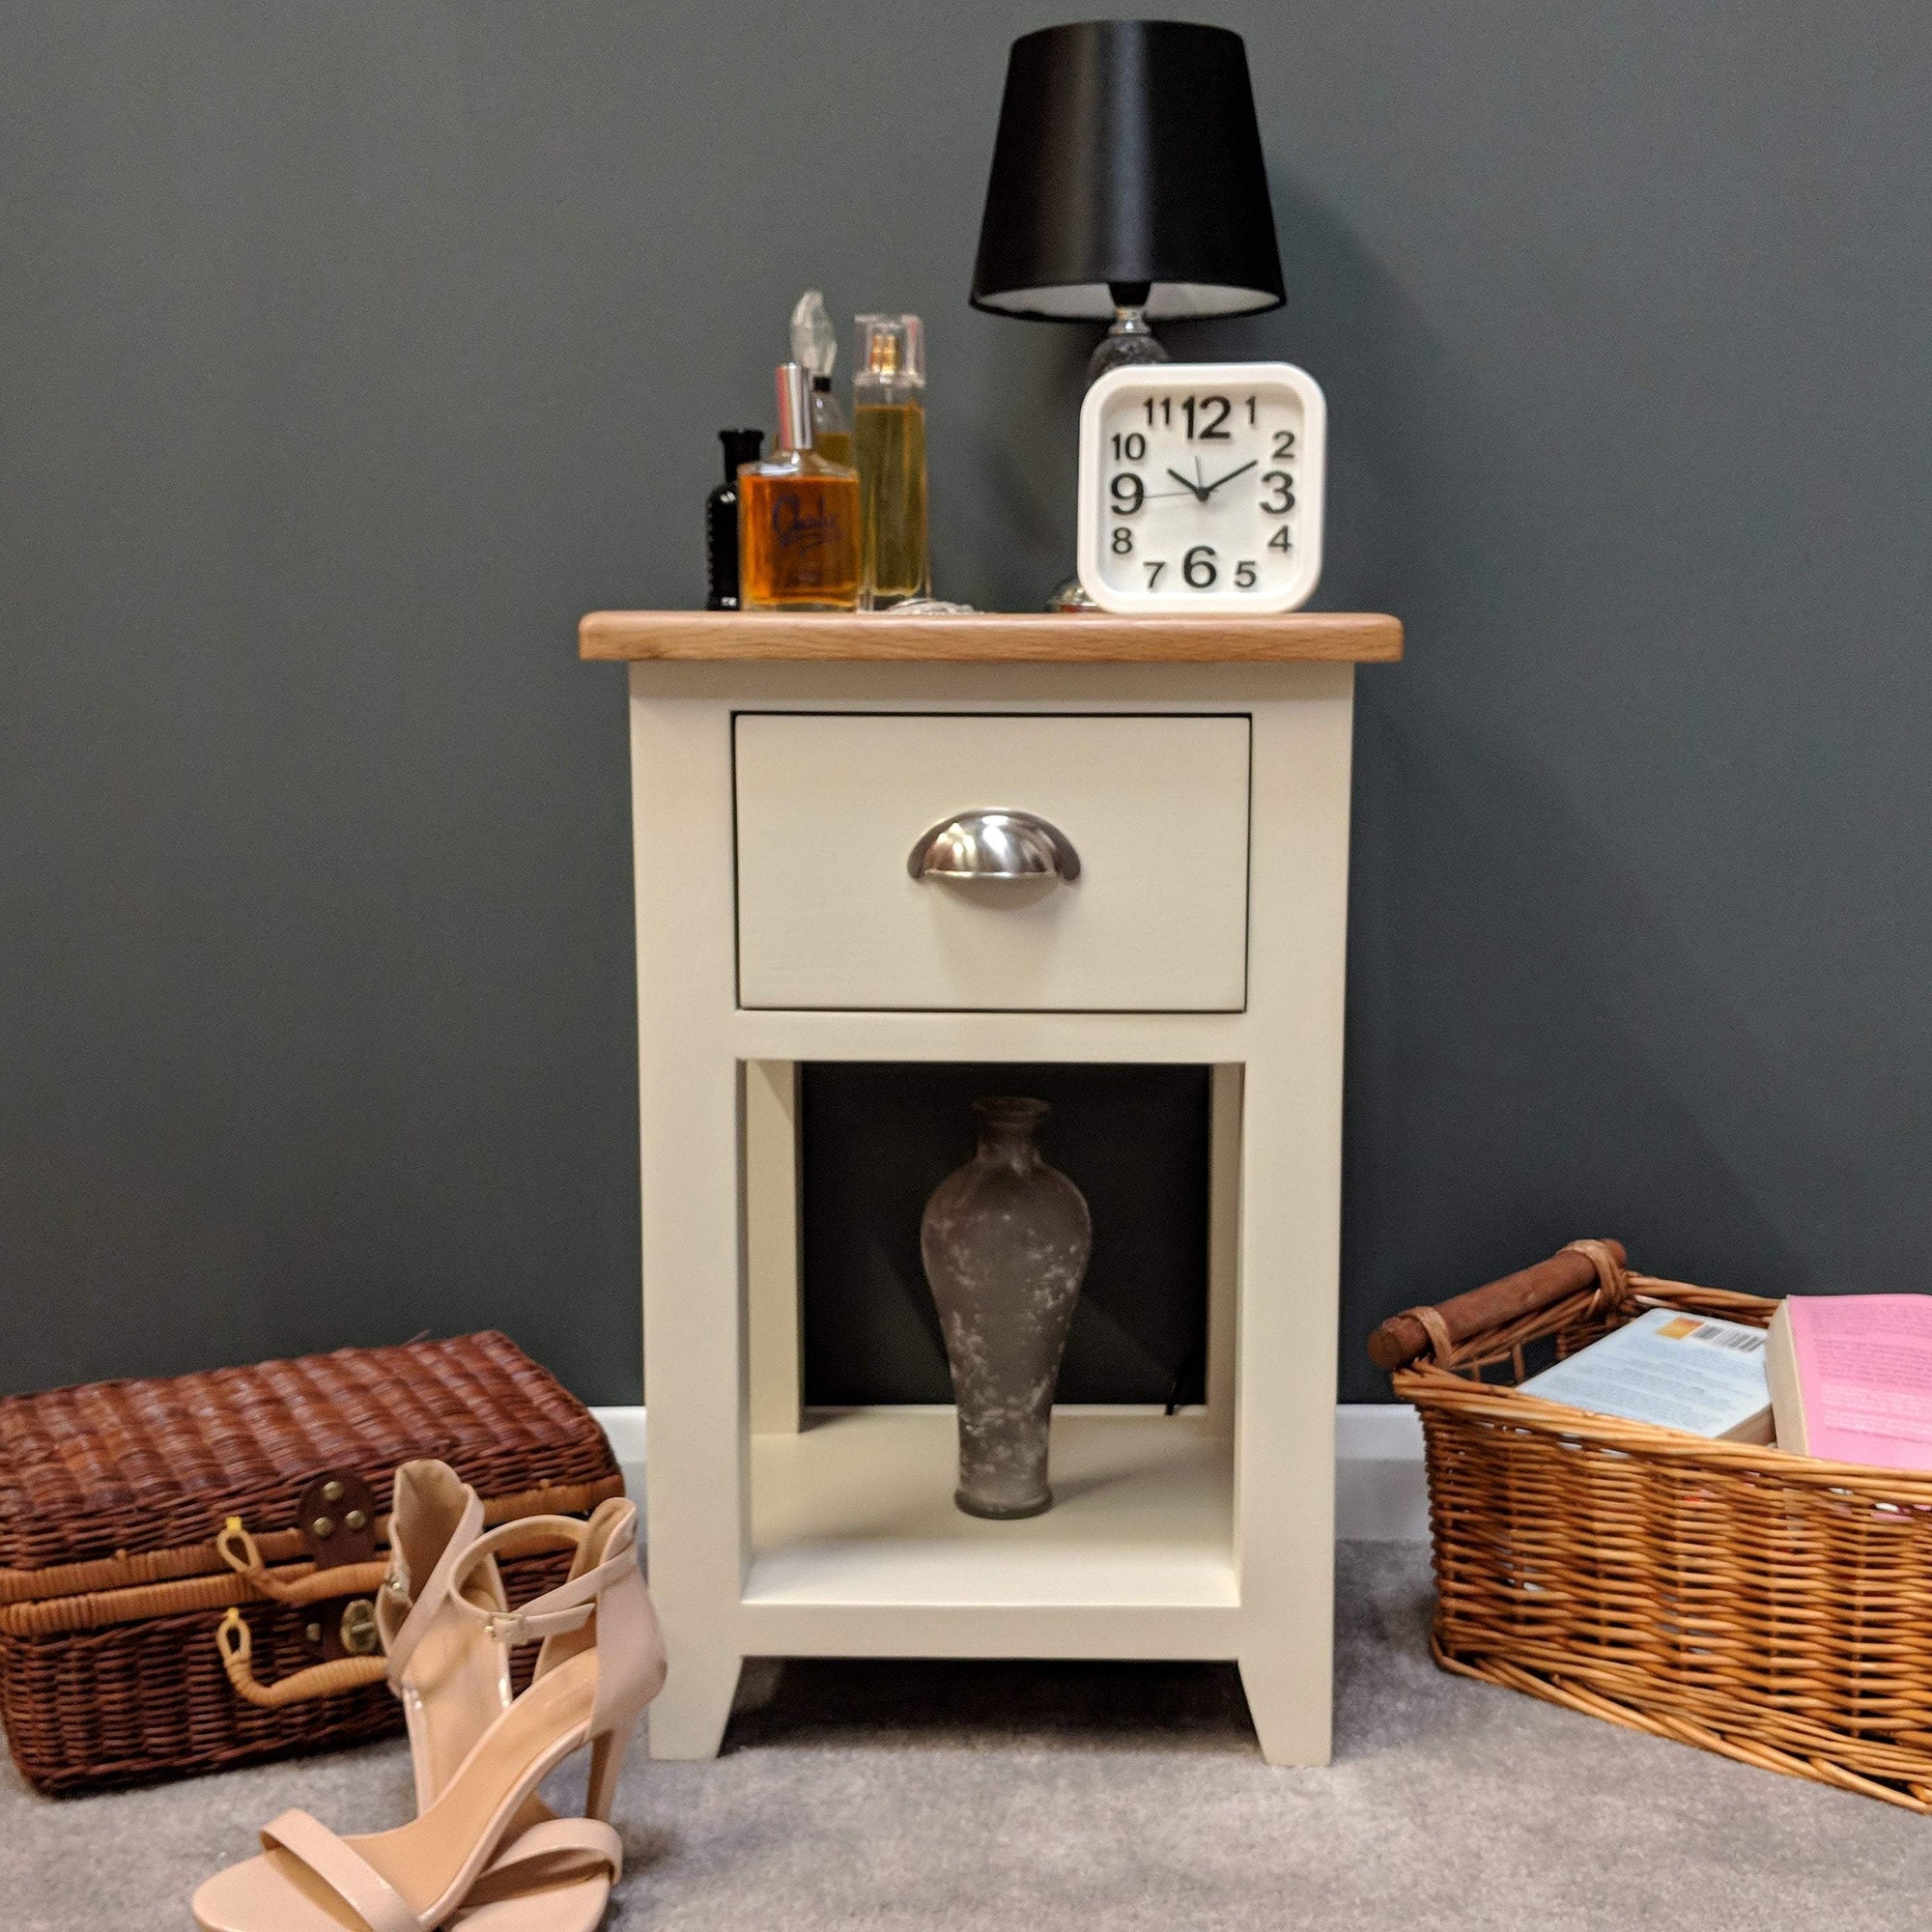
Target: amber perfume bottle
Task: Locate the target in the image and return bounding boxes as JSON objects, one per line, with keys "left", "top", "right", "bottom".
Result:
{"left": 737, "top": 363, "right": 862, "bottom": 611}
{"left": 854, "top": 314, "right": 929, "bottom": 608}
{"left": 705, "top": 428, "right": 764, "bottom": 610}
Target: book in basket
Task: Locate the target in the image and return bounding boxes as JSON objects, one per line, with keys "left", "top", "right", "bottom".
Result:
{"left": 1517, "top": 1305, "right": 1773, "bottom": 1441}
{"left": 1766, "top": 1294, "right": 1932, "bottom": 1469}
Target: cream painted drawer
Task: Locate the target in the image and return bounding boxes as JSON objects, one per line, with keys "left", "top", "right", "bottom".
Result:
{"left": 733, "top": 712, "right": 1250, "bottom": 1011}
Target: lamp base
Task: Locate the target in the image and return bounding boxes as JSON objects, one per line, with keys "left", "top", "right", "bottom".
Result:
{"left": 1086, "top": 303, "right": 1171, "bottom": 383}
{"left": 1048, "top": 306, "right": 1171, "bottom": 609}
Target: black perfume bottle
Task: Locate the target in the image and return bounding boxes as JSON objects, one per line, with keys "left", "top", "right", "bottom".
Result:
{"left": 706, "top": 429, "right": 765, "bottom": 610}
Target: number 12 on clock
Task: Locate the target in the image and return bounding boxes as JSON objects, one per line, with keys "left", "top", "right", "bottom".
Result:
{"left": 1075, "top": 361, "right": 1325, "bottom": 614}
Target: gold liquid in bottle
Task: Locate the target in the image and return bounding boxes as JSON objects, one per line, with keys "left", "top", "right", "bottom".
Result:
{"left": 738, "top": 467, "right": 862, "bottom": 609}
{"left": 854, "top": 314, "right": 930, "bottom": 608}
{"left": 738, "top": 363, "right": 861, "bottom": 611}
{"left": 855, "top": 401, "right": 927, "bottom": 605}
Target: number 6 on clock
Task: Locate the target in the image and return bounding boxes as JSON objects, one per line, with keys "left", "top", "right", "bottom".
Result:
{"left": 1074, "top": 361, "right": 1325, "bottom": 613}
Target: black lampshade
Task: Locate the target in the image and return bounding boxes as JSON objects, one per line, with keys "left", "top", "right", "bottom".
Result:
{"left": 970, "top": 20, "right": 1285, "bottom": 324}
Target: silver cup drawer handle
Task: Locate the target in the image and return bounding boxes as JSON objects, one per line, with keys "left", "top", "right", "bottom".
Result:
{"left": 907, "top": 810, "right": 1082, "bottom": 884}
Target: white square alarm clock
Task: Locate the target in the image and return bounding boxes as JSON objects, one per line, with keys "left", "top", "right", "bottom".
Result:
{"left": 1075, "top": 361, "right": 1326, "bottom": 613}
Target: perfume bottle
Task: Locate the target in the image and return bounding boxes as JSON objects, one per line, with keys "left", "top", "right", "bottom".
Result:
{"left": 789, "top": 290, "right": 853, "bottom": 468}
{"left": 853, "top": 314, "right": 929, "bottom": 608}
{"left": 810, "top": 379, "right": 852, "bottom": 469}
{"left": 705, "top": 429, "right": 764, "bottom": 610}
{"left": 737, "top": 363, "right": 862, "bottom": 611}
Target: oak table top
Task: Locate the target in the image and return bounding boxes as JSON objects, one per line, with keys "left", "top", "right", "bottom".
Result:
{"left": 579, "top": 610, "right": 1403, "bottom": 665}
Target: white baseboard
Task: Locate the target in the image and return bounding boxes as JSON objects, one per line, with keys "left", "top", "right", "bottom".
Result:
{"left": 592, "top": 1404, "right": 648, "bottom": 1472}
{"left": 591, "top": 1402, "right": 1429, "bottom": 1543}
{"left": 1333, "top": 1401, "right": 1429, "bottom": 1541}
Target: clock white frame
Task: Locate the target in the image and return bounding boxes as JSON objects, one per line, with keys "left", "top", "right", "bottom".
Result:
{"left": 1075, "top": 360, "right": 1326, "bottom": 615}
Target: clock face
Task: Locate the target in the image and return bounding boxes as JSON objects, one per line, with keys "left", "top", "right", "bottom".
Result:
{"left": 1075, "top": 362, "right": 1325, "bottom": 613}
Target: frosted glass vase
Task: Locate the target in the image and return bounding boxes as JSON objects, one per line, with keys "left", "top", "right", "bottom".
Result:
{"left": 919, "top": 1097, "right": 1092, "bottom": 1519}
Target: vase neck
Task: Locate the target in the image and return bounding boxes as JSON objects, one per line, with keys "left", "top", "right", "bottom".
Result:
{"left": 970, "top": 1096, "right": 1049, "bottom": 1172}
{"left": 976, "top": 1123, "right": 1041, "bottom": 1172}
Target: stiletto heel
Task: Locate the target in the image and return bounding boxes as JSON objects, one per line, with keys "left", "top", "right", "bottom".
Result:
{"left": 584, "top": 1714, "right": 637, "bottom": 1824}
{"left": 192, "top": 1494, "right": 666, "bottom": 1932}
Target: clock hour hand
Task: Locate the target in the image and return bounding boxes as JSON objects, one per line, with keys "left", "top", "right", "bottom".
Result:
{"left": 1198, "top": 459, "right": 1258, "bottom": 497}
{"left": 1165, "top": 468, "right": 1212, "bottom": 503}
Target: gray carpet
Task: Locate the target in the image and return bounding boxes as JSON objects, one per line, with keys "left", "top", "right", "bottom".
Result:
{"left": 5, "top": 1544, "right": 1924, "bottom": 1929}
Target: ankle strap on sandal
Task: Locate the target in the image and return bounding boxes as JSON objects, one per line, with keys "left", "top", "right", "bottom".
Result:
{"left": 444, "top": 1513, "right": 638, "bottom": 1649}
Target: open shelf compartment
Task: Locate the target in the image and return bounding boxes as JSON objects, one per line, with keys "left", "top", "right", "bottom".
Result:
{"left": 746, "top": 1406, "right": 1237, "bottom": 1610}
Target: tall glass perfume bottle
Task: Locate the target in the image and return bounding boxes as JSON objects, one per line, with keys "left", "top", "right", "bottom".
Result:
{"left": 737, "top": 363, "right": 862, "bottom": 611}
{"left": 789, "top": 290, "right": 853, "bottom": 468}
{"left": 705, "top": 428, "right": 764, "bottom": 611}
{"left": 853, "top": 314, "right": 930, "bottom": 609}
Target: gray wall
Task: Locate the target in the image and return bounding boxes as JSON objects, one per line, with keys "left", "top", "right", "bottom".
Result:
{"left": 4, "top": 4, "right": 1929, "bottom": 1405}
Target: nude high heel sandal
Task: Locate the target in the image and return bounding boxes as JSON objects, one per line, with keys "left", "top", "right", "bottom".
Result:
{"left": 192, "top": 1497, "right": 666, "bottom": 1932}
{"left": 378, "top": 1463, "right": 618, "bottom": 1932}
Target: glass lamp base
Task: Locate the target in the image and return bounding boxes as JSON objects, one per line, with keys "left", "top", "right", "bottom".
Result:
{"left": 1086, "top": 305, "right": 1171, "bottom": 384}
{"left": 1047, "top": 307, "right": 1171, "bottom": 611}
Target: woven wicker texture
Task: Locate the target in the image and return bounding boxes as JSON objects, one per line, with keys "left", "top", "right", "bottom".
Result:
{"left": 0, "top": 1331, "right": 612, "bottom": 1575}
{"left": 0, "top": 1332, "right": 619, "bottom": 1795}
{"left": 1391, "top": 1243, "right": 1932, "bottom": 1811}
{"left": 0, "top": 1548, "right": 568, "bottom": 1797}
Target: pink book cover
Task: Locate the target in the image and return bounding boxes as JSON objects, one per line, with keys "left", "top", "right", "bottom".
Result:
{"left": 1784, "top": 1295, "right": 1932, "bottom": 1470}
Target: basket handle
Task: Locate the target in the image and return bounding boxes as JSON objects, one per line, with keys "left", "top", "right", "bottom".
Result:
{"left": 1367, "top": 1238, "right": 1629, "bottom": 1371}
{"left": 214, "top": 1606, "right": 387, "bottom": 1709}
{"left": 215, "top": 1517, "right": 388, "bottom": 1607}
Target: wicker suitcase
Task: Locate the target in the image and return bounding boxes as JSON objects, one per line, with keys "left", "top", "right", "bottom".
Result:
{"left": 1371, "top": 1240, "right": 1932, "bottom": 1811}
{"left": 0, "top": 1331, "right": 622, "bottom": 1795}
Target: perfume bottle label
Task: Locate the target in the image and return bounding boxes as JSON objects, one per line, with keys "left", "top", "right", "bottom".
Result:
{"left": 768, "top": 490, "right": 847, "bottom": 554}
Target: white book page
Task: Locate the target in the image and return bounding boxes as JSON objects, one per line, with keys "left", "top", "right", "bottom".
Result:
{"left": 1519, "top": 1307, "right": 1770, "bottom": 1436}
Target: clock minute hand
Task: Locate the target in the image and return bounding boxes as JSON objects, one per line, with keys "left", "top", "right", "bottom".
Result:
{"left": 1165, "top": 468, "right": 1212, "bottom": 503}
{"left": 1198, "top": 459, "right": 1258, "bottom": 497}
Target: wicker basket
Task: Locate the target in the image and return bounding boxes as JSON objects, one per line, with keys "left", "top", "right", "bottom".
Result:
{"left": 1371, "top": 1239, "right": 1932, "bottom": 1811}
{"left": 0, "top": 1331, "right": 622, "bottom": 1794}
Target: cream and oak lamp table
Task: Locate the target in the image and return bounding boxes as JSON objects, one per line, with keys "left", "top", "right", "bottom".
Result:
{"left": 581, "top": 608, "right": 1403, "bottom": 1765}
